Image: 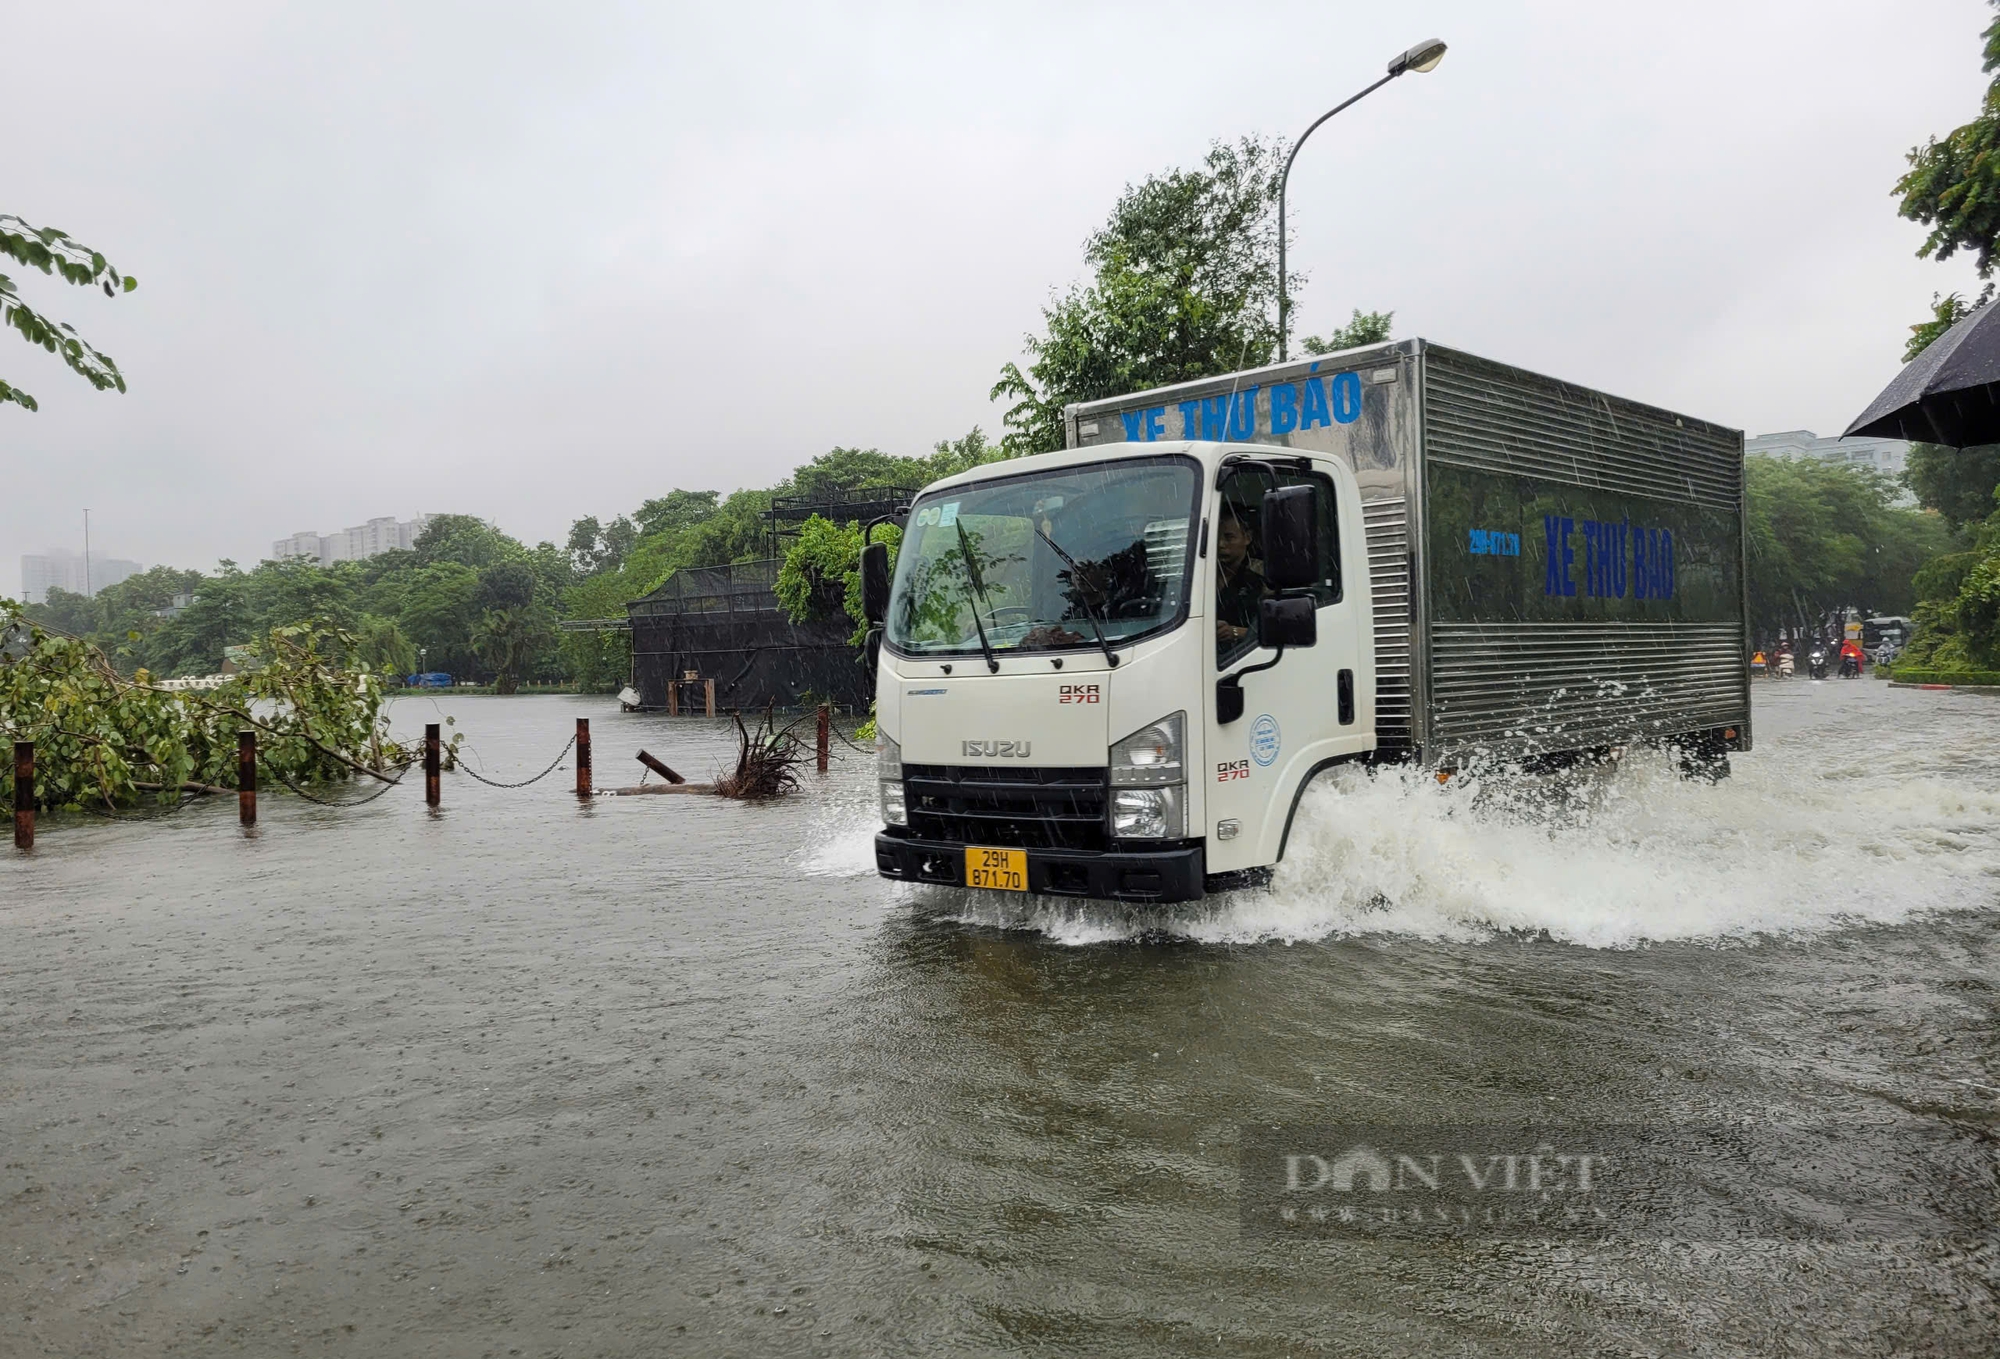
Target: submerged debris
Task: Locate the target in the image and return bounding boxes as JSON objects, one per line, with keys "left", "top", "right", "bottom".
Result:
{"left": 714, "top": 707, "right": 804, "bottom": 801}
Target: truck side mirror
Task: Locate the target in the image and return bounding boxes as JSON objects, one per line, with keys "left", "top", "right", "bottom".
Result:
{"left": 860, "top": 542, "right": 891, "bottom": 625}
{"left": 1262, "top": 484, "right": 1317, "bottom": 590}
{"left": 1259, "top": 595, "right": 1317, "bottom": 648}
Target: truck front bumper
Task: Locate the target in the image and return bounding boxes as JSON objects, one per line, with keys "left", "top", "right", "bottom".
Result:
{"left": 873, "top": 832, "right": 1206, "bottom": 904}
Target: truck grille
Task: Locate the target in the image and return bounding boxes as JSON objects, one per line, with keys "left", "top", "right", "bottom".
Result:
{"left": 903, "top": 765, "right": 1108, "bottom": 851}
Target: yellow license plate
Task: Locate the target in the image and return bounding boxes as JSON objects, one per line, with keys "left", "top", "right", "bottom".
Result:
{"left": 965, "top": 846, "right": 1028, "bottom": 892}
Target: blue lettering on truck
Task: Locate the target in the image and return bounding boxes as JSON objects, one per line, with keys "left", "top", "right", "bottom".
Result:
{"left": 1107, "top": 366, "right": 1368, "bottom": 442}
{"left": 1542, "top": 516, "right": 1676, "bottom": 600}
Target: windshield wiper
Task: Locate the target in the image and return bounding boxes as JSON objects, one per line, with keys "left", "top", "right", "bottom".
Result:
{"left": 1033, "top": 525, "right": 1120, "bottom": 669}
{"left": 954, "top": 520, "right": 1000, "bottom": 673}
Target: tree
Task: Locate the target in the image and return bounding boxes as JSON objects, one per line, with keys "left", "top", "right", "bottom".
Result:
{"left": 354, "top": 614, "right": 417, "bottom": 676}
{"left": 398, "top": 562, "right": 482, "bottom": 677}
{"left": 413, "top": 514, "right": 520, "bottom": 570}
{"left": 775, "top": 515, "right": 899, "bottom": 643}
{"left": 565, "top": 515, "right": 605, "bottom": 573}
{"left": 1905, "top": 291, "right": 1977, "bottom": 361}
{"left": 992, "top": 137, "right": 1295, "bottom": 455}
{"left": 1896, "top": 4, "right": 2000, "bottom": 337}
{"left": 1744, "top": 454, "right": 1954, "bottom": 638}
{"left": 558, "top": 571, "right": 635, "bottom": 693}
{"left": 245, "top": 557, "right": 357, "bottom": 634}
{"left": 1, "top": 214, "right": 137, "bottom": 411}
{"left": 476, "top": 560, "right": 537, "bottom": 612}
{"left": 472, "top": 605, "right": 555, "bottom": 694}
{"left": 635, "top": 490, "right": 719, "bottom": 539}
{"left": 775, "top": 516, "right": 861, "bottom": 625}
{"left": 1302, "top": 310, "right": 1394, "bottom": 355}
{"left": 1905, "top": 441, "right": 2000, "bottom": 530}
{"left": 2, "top": 609, "right": 435, "bottom": 809}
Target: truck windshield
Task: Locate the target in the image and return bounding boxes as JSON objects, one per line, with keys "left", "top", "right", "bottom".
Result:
{"left": 886, "top": 457, "right": 1199, "bottom": 658}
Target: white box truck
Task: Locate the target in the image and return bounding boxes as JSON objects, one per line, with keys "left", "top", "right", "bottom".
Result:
{"left": 861, "top": 339, "right": 1750, "bottom": 903}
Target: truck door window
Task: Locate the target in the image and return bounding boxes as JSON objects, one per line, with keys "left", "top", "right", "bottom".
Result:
{"left": 1215, "top": 467, "right": 1341, "bottom": 667}
{"left": 886, "top": 458, "right": 1201, "bottom": 657}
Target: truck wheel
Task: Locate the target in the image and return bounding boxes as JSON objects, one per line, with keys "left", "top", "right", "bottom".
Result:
{"left": 1673, "top": 733, "right": 1731, "bottom": 783}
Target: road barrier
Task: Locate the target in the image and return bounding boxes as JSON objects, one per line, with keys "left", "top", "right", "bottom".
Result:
{"left": 9, "top": 710, "right": 855, "bottom": 850}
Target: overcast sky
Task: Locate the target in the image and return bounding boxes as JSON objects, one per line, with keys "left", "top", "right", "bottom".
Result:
{"left": 3, "top": 1, "right": 1991, "bottom": 595}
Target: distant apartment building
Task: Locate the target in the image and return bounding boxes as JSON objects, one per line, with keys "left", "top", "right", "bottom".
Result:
{"left": 1746, "top": 429, "right": 1911, "bottom": 481}
{"left": 271, "top": 514, "right": 434, "bottom": 567}
{"left": 19, "top": 548, "right": 144, "bottom": 604}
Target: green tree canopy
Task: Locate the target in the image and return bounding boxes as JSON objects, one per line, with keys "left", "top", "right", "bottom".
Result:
{"left": 1905, "top": 441, "right": 2000, "bottom": 530}
{"left": 991, "top": 138, "right": 1392, "bottom": 455}
{"left": 1302, "top": 309, "right": 1394, "bottom": 355}
{"left": 1, "top": 213, "right": 137, "bottom": 411}
{"left": 1745, "top": 454, "right": 1954, "bottom": 637}
{"left": 476, "top": 560, "right": 538, "bottom": 612}
{"left": 991, "top": 138, "right": 1288, "bottom": 455}
{"left": 414, "top": 514, "right": 521, "bottom": 570}
{"left": 1898, "top": 4, "right": 2000, "bottom": 280}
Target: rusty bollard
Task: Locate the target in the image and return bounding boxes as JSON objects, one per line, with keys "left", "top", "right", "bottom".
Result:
{"left": 817, "top": 705, "right": 830, "bottom": 774}
{"left": 703, "top": 679, "right": 716, "bottom": 718}
{"left": 238, "top": 730, "right": 257, "bottom": 827}
{"left": 425, "top": 723, "right": 441, "bottom": 807}
{"left": 13, "top": 740, "right": 32, "bottom": 851}
{"left": 576, "top": 718, "right": 592, "bottom": 799}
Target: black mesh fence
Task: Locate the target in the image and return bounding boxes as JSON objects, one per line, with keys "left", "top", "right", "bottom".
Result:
{"left": 628, "top": 559, "right": 872, "bottom": 714}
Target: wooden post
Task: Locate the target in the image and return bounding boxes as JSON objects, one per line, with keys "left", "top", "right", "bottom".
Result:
{"left": 666, "top": 681, "right": 678, "bottom": 717}
{"left": 636, "top": 749, "right": 686, "bottom": 784}
{"left": 817, "top": 704, "right": 829, "bottom": 774}
{"left": 12, "top": 740, "right": 32, "bottom": 851}
{"left": 238, "top": 729, "right": 256, "bottom": 827}
{"left": 575, "top": 718, "right": 592, "bottom": 799}
{"left": 424, "top": 723, "right": 441, "bottom": 807}
{"left": 704, "top": 679, "right": 715, "bottom": 718}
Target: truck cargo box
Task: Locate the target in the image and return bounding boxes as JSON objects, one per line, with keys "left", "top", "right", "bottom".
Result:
{"left": 1064, "top": 339, "right": 1750, "bottom": 764}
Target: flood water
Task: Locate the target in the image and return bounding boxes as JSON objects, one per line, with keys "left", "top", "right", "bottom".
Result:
{"left": 4, "top": 680, "right": 1998, "bottom": 1356}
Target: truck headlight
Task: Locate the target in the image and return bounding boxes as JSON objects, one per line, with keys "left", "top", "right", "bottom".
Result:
{"left": 1110, "top": 711, "right": 1184, "bottom": 787}
{"left": 877, "top": 730, "right": 906, "bottom": 827}
{"left": 1110, "top": 713, "right": 1186, "bottom": 839}
{"left": 1112, "top": 786, "right": 1183, "bottom": 840}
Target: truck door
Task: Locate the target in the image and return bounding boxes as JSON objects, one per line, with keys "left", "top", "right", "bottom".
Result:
{"left": 1202, "top": 460, "right": 1371, "bottom": 876}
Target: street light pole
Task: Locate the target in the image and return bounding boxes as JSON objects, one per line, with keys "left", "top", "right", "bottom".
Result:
{"left": 1277, "top": 38, "right": 1447, "bottom": 363}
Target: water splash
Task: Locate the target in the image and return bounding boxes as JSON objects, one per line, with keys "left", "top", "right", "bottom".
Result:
{"left": 809, "top": 685, "right": 2000, "bottom": 949}
{"left": 928, "top": 737, "right": 2000, "bottom": 949}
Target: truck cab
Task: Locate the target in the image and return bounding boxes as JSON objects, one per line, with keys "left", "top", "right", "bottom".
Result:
{"left": 867, "top": 440, "right": 1374, "bottom": 904}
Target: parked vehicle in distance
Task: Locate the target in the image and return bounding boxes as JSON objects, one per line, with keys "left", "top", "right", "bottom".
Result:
{"left": 861, "top": 339, "right": 1751, "bottom": 904}
{"left": 405, "top": 672, "right": 452, "bottom": 689}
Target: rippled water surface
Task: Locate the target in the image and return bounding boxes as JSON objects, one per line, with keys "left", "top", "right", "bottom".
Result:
{"left": 4, "top": 680, "right": 1998, "bottom": 1356}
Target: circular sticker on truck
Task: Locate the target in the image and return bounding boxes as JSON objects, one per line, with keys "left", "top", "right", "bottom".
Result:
{"left": 1250, "top": 714, "right": 1281, "bottom": 767}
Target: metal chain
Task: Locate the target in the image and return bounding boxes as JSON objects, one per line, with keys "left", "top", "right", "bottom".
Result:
{"left": 70, "top": 790, "right": 204, "bottom": 820}
{"left": 259, "top": 755, "right": 407, "bottom": 807}
{"left": 454, "top": 734, "right": 577, "bottom": 789}
{"left": 828, "top": 723, "right": 874, "bottom": 756}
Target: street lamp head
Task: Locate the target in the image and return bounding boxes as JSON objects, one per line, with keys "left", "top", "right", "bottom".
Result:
{"left": 1389, "top": 38, "right": 1447, "bottom": 76}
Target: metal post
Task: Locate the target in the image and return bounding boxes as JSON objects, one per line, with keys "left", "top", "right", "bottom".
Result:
{"left": 817, "top": 704, "right": 829, "bottom": 774}
{"left": 425, "top": 723, "right": 441, "bottom": 807}
{"left": 1272, "top": 66, "right": 1400, "bottom": 363}
{"left": 704, "top": 679, "right": 715, "bottom": 718}
{"left": 575, "top": 718, "right": 592, "bottom": 799}
{"left": 13, "top": 740, "right": 32, "bottom": 851}
{"left": 238, "top": 729, "right": 256, "bottom": 827}
{"left": 666, "top": 681, "right": 678, "bottom": 717}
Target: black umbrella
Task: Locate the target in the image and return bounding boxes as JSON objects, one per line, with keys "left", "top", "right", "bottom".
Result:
{"left": 1845, "top": 300, "right": 2000, "bottom": 447}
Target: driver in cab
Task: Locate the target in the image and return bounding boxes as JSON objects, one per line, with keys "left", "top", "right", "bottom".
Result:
{"left": 1215, "top": 505, "right": 1269, "bottom": 657}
